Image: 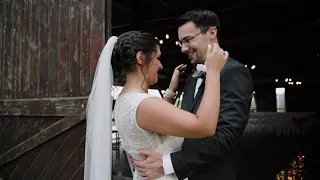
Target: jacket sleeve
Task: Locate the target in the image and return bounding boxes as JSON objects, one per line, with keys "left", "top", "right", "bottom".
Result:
{"left": 171, "top": 64, "right": 253, "bottom": 180}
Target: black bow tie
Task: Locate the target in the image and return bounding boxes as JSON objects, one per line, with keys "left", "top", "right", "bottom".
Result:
{"left": 199, "top": 72, "right": 206, "bottom": 78}
{"left": 192, "top": 70, "right": 206, "bottom": 79}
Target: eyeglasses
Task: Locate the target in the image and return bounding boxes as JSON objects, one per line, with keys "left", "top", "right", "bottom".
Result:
{"left": 178, "top": 32, "right": 202, "bottom": 47}
{"left": 178, "top": 27, "right": 212, "bottom": 47}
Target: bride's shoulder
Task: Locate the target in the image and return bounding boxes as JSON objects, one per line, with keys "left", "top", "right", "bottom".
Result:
{"left": 118, "top": 92, "right": 153, "bottom": 99}
{"left": 116, "top": 92, "right": 156, "bottom": 105}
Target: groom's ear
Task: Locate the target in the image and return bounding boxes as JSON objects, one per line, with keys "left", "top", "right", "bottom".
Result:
{"left": 136, "top": 51, "right": 144, "bottom": 66}
{"left": 208, "top": 26, "right": 217, "bottom": 40}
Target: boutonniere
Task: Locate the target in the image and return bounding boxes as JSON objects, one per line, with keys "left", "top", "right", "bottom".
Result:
{"left": 192, "top": 63, "right": 206, "bottom": 78}
{"left": 196, "top": 64, "right": 206, "bottom": 72}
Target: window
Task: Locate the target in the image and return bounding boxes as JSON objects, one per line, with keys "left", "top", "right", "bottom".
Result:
{"left": 276, "top": 87, "right": 286, "bottom": 112}
{"left": 250, "top": 91, "right": 257, "bottom": 112}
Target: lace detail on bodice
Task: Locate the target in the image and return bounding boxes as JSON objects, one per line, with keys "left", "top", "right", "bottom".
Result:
{"left": 114, "top": 92, "right": 184, "bottom": 180}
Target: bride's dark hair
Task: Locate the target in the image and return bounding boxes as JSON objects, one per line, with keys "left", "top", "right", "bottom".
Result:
{"left": 111, "top": 31, "right": 159, "bottom": 86}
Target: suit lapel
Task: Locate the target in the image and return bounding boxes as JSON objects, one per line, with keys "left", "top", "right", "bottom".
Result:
{"left": 191, "top": 79, "right": 205, "bottom": 112}
{"left": 181, "top": 76, "right": 197, "bottom": 112}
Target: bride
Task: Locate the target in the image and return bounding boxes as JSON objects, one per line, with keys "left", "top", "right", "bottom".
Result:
{"left": 84, "top": 31, "right": 228, "bottom": 180}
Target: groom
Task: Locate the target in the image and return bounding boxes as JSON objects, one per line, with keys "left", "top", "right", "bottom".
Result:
{"left": 132, "top": 9, "right": 253, "bottom": 180}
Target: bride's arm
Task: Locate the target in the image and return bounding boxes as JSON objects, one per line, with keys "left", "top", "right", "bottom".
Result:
{"left": 162, "top": 88, "right": 177, "bottom": 104}
{"left": 136, "top": 69, "right": 221, "bottom": 138}
{"left": 163, "top": 64, "right": 186, "bottom": 104}
{"left": 137, "top": 43, "right": 227, "bottom": 138}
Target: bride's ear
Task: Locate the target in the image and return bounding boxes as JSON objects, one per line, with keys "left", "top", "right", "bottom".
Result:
{"left": 136, "top": 51, "right": 144, "bottom": 66}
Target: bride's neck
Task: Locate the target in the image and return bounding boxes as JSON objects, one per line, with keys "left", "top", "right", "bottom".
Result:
{"left": 123, "top": 73, "right": 149, "bottom": 93}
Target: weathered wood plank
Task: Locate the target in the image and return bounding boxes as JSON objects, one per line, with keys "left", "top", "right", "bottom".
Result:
{"left": 52, "top": 136, "right": 85, "bottom": 180}
{"left": 0, "top": 154, "right": 22, "bottom": 179}
{"left": 17, "top": 0, "right": 23, "bottom": 99}
{"left": 0, "top": 116, "right": 20, "bottom": 151}
{"left": 0, "top": 117, "right": 9, "bottom": 134}
{"left": 0, "top": 117, "right": 58, "bottom": 180}
{"left": 0, "top": 116, "right": 32, "bottom": 154}
{"left": 0, "top": 116, "right": 85, "bottom": 167}
{"left": 90, "top": 0, "right": 105, "bottom": 88}
{"left": 38, "top": 0, "right": 49, "bottom": 98}
{"left": 17, "top": 117, "right": 47, "bottom": 143}
{"left": 11, "top": 0, "right": 19, "bottom": 99}
{"left": 1, "top": 0, "right": 106, "bottom": 100}
{"left": 29, "top": 0, "right": 39, "bottom": 98}
{"left": 0, "top": 97, "right": 87, "bottom": 116}
{"left": 3, "top": 0, "right": 12, "bottom": 99}
{"left": 0, "top": 117, "right": 33, "bottom": 179}
{"left": 11, "top": 118, "right": 67, "bottom": 180}
{"left": 106, "top": 0, "right": 112, "bottom": 38}
{"left": 69, "top": 161, "right": 84, "bottom": 180}
{"left": 21, "top": 0, "right": 31, "bottom": 98}
{"left": 80, "top": 0, "right": 92, "bottom": 96}
{"left": 59, "top": 0, "right": 70, "bottom": 97}
{"left": 0, "top": 118, "right": 21, "bottom": 178}
{"left": 52, "top": 135, "right": 85, "bottom": 179}
{"left": 20, "top": 130, "right": 69, "bottom": 180}
{"left": 47, "top": 0, "right": 60, "bottom": 97}
{"left": 68, "top": 0, "right": 81, "bottom": 97}
{"left": 37, "top": 121, "right": 86, "bottom": 180}
{"left": 0, "top": 0, "right": 3, "bottom": 99}
{"left": 6, "top": 149, "right": 39, "bottom": 180}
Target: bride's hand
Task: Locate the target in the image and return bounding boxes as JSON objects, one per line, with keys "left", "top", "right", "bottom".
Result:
{"left": 168, "top": 64, "right": 187, "bottom": 91}
{"left": 206, "top": 43, "right": 228, "bottom": 72}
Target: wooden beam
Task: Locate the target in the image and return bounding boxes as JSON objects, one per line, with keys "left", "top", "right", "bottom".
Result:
{"left": 0, "top": 97, "right": 88, "bottom": 116}
{"left": 0, "top": 115, "right": 85, "bottom": 167}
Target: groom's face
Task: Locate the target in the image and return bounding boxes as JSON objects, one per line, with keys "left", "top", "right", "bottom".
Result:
{"left": 178, "top": 22, "right": 209, "bottom": 65}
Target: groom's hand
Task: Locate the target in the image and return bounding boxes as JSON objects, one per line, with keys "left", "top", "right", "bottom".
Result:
{"left": 133, "top": 150, "right": 164, "bottom": 180}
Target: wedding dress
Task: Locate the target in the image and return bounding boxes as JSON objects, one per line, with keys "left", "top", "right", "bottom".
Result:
{"left": 84, "top": 36, "right": 184, "bottom": 180}
{"left": 114, "top": 92, "right": 184, "bottom": 180}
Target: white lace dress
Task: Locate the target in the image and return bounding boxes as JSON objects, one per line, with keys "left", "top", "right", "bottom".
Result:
{"left": 114, "top": 92, "right": 184, "bottom": 180}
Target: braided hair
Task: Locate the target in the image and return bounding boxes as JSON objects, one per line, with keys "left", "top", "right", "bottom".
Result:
{"left": 111, "top": 31, "right": 159, "bottom": 85}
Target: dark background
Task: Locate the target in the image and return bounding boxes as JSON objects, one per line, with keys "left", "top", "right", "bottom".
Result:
{"left": 110, "top": 0, "right": 320, "bottom": 113}
{"left": 110, "top": 1, "right": 320, "bottom": 179}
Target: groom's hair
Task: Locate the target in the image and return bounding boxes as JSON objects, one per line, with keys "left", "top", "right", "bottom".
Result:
{"left": 177, "top": 9, "right": 220, "bottom": 35}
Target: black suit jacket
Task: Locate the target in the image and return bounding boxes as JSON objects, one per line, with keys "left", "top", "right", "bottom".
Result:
{"left": 171, "top": 58, "right": 253, "bottom": 180}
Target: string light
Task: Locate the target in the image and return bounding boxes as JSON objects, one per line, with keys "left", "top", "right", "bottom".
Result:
{"left": 155, "top": 33, "right": 306, "bottom": 87}
{"left": 275, "top": 79, "right": 303, "bottom": 85}
{"left": 155, "top": 32, "right": 307, "bottom": 88}
{"left": 276, "top": 152, "right": 305, "bottom": 180}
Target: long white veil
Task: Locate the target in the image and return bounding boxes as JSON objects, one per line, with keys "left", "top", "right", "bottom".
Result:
{"left": 84, "top": 36, "right": 118, "bottom": 180}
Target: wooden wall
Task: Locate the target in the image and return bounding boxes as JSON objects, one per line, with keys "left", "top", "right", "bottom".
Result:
{"left": 0, "top": 0, "right": 106, "bottom": 100}
{"left": 0, "top": 0, "right": 110, "bottom": 179}
{"left": 0, "top": 116, "right": 86, "bottom": 180}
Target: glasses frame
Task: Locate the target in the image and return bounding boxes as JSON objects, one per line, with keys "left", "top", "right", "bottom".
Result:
{"left": 178, "top": 27, "right": 212, "bottom": 47}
